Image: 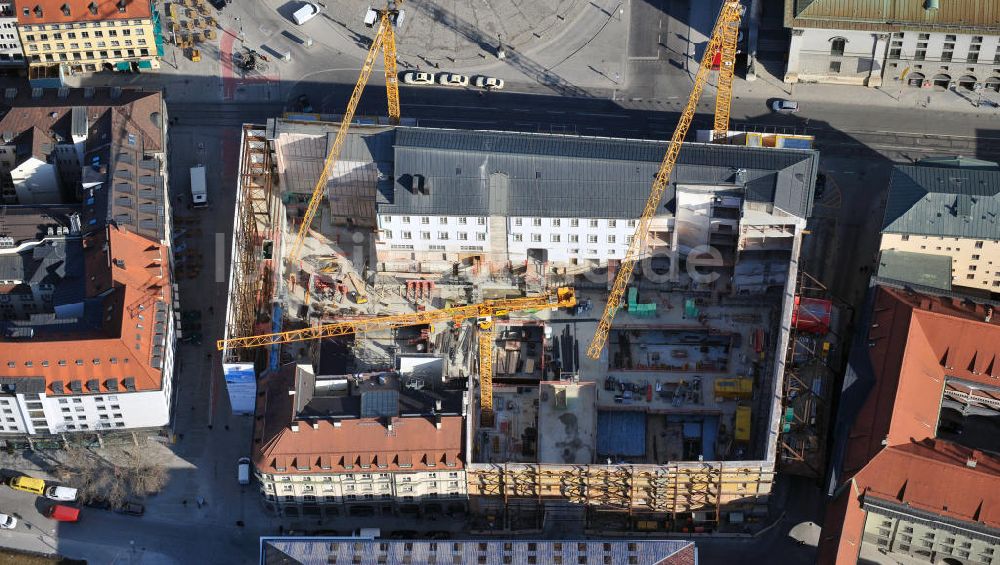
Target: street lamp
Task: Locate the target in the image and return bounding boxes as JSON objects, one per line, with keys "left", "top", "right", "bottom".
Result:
{"left": 496, "top": 34, "right": 506, "bottom": 60}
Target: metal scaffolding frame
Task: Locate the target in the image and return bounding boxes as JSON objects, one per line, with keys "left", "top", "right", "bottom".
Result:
{"left": 222, "top": 124, "right": 276, "bottom": 364}
{"left": 778, "top": 270, "right": 830, "bottom": 477}
{"left": 466, "top": 461, "right": 774, "bottom": 532}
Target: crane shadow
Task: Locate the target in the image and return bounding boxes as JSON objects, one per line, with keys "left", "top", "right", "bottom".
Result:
{"left": 411, "top": 0, "right": 593, "bottom": 99}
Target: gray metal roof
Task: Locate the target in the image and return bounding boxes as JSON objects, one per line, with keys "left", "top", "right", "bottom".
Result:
{"left": 260, "top": 538, "right": 697, "bottom": 565}
{"left": 882, "top": 164, "right": 1000, "bottom": 239}
{"left": 382, "top": 128, "right": 818, "bottom": 219}
{"left": 877, "top": 250, "right": 952, "bottom": 291}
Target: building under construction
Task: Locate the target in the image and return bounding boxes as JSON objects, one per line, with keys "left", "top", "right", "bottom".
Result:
{"left": 221, "top": 117, "right": 820, "bottom": 534}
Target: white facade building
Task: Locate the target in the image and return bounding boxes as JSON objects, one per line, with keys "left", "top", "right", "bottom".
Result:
{"left": 377, "top": 213, "right": 642, "bottom": 266}
{"left": 783, "top": 0, "right": 1000, "bottom": 90}
{"left": 0, "top": 1, "right": 23, "bottom": 68}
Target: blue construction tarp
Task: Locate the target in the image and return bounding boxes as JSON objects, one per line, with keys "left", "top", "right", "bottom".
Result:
{"left": 597, "top": 411, "right": 646, "bottom": 457}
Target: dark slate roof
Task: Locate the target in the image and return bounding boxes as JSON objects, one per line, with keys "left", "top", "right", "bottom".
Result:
{"left": 382, "top": 128, "right": 818, "bottom": 219}
{"left": 260, "top": 538, "right": 698, "bottom": 565}
{"left": 876, "top": 250, "right": 952, "bottom": 291}
{"left": 883, "top": 164, "right": 1000, "bottom": 239}
{"left": 0, "top": 205, "right": 79, "bottom": 244}
{"left": 0, "top": 238, "right": 82, "bottom": 287}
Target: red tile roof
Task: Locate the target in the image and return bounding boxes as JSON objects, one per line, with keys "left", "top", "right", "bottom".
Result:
{"left": 253, "top": 364, "right": 465, "bottom": 474}
{"left": 844, "top": 286, "right": 1000, "bottom": 476}
{"left": 0, "top": 225, "right": 170, "bottom": 393}
{"left": 16, "top": 0, "right": 151, "bottom": 24}
{"left": 820, "top": 439, "right": 1000, "bottom": 564}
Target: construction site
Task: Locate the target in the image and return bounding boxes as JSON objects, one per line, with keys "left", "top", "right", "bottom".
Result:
{"left": 218, "top": 1, "right": 828, "bottom": 535}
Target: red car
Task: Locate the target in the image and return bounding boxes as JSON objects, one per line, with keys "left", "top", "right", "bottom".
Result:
{"left": 47, "top": 504, "right": 80, "bottom": 522}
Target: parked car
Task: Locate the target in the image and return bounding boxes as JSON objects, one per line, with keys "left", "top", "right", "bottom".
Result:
{"left": 292, "top": 1, "right": 320, "bottom": 25}
{"left": 437, "top": 73, "right": 470, "bottom": 87}
{"left": 7, "top": 476, "right": 45, "bottom": 495}
{"left": 44, "top": 486, "right": 78, "bottom": 502}
{"left": 46, "top": 505, "right": 80, "bottom": 522}
{"left": 401, "top": 71, "right": 434, "bottom": 85}
{"left": 771, "top": 99, "right": 799, "bottom": 113}
{"left": 237, "top": 457, "right": 251, "bottom": 485}
{"left": 115, "top": 501, "right": 145, "bottom": 517}
{"left": 0, "top": 513, "right": 17, "bottom": 529}
{"left": 474, "top": 76, "right": 505, "bottom": 90}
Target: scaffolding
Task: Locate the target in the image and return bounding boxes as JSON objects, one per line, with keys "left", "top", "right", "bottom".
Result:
{"left": 466, "top": 461, "right": 774, "bottom": 533}
{"left": 222, "top": 124, "right": 278, "bottom": 364}
{"left": 778, "top": 270, "right": 832, "bottom": 477}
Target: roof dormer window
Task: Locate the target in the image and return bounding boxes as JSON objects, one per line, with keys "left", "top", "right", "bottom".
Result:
{"left": 61, "top": 3, "right": 70, "bottom": 16}
{"left": 33, "top": 5, "right": 42, "bottom": 17}
{"left": 116, "top": 0, "right": 126, "bottom": 13}
{"left": 88, "top": 2, "right": 97, "bottom": 14}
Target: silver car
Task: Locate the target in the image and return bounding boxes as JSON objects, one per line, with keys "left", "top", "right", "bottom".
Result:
{"left": 437, "top": 73, "right": 470, "bottom": 87}
{"left": 402, "top": 71, "right": 434, "bottom": 85}
{"left": 771, "top": 99, "right": 799, "bottom": 113}
{"left": 474, "top": 76, "right": 505, "bottom": 90}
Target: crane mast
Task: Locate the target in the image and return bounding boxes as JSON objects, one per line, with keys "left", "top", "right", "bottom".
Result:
{"left": 586, "top": 0, "right": 743, "bottom": 360}
{"left": 286, "top": 4, "right": 402, "bottom": 265}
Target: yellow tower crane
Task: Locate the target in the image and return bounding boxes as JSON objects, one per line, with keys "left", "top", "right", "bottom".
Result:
{"left": 286, "top": 2, "right": 403, "bottom": 266}
{"left": 586, "top": 0, "right": 743, "bottom": 360}
{"left": 217, "top": 288, "right": 577, "bottom": 422}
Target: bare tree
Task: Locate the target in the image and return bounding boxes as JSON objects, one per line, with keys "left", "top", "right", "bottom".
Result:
{"left": 56, "top": 446, "right": 167, "bottom": 508}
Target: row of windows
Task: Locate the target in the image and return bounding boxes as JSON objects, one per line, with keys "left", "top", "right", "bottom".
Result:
{"left": 28, "top": 38, "right": 147, "bottom": 49}
{"left": 8, "top": 358, "right": 127, "bottom": 368}
{"left": 22, "top": 20, "right": 147, "bottom": 31}
{"left": 30, "top": 47, "right": 150, "bottom": 62}
{"left": 385, "top": 230, "right": 487, "bottom": 242}
{"left": 382, "top": 216, "right": 638, "bottom": 228}
{"left": 25, "top": 27, "right": 145, "bottom": 40}
{"left": 385, "top": 216, "right": 486, "bottom": 226}
{"left": 267, "top": 471, "right": 461, "bottom": 482}
{"left": 514, "top": 218, "right": 636, "bottom": 228}
{"left": 511, "top": 233, "right": 632, "bottom": 244}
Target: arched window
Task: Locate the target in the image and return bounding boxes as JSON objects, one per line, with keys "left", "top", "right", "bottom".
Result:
{"left": 830, "top": 37, "right": 846, "bottom": 56}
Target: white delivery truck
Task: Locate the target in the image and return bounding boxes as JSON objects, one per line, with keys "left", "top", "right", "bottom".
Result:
{"left": 190, "top": 165, "right": 207, "bottom": 208}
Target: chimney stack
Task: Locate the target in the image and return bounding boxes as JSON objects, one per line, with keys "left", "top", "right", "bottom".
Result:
{"left": 290, "top": 422, "right": 299, "bottom": 432}
{"left": 435, "top": 415, "right": 443, "bottom": 430}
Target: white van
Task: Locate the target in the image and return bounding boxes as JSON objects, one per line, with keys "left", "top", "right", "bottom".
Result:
{"left": 292, "top": 2, "right": 319, "bottom": 25}
{"left": 237, "top": 457, "right": 251, "bottom": 485}
{"left": 44, "top": 485, "right": 78, "bottom": 501}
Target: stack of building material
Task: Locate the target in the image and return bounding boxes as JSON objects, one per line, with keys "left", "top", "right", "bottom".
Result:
{"left": 627, "top": 287, "right": 657, "bottom": 316}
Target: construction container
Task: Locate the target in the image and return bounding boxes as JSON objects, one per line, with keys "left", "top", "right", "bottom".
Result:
{"left": 734, "top": 405, "right": 751, "bottom": 442}
{"left": 714, "top": 377, "right": 752, "bottom": 400}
